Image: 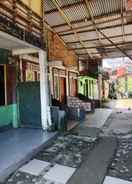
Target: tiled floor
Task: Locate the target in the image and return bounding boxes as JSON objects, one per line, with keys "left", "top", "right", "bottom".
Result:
{"left": 6, "top": 162, "right": 76, "bottom": 184}
{"left": 44, "top": 164, "right": 76, "bottom": 184}
{"left": 103, "top": 176, "right": 132, "bottom": 184}
{"left": 0, "top": 128, "right": 57, "bottom": 182}
{"left": 19, "top": 159, "right": 51, "bottom": 176}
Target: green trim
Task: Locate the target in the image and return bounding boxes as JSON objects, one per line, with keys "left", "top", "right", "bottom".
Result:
{"left": 0, "top": 49, "right": 10, "bottom": 64}
{"left": 0, "top": 104, "right": 19, "bottom": 128}
{"left": 78, "top": 76, "right": 98, "bottom": 99}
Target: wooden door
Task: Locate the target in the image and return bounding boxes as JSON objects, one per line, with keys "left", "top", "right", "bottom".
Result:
{"left": 71, "top": 79, "right": 78, "bottom": 97}
{"left": 60, "top": 77, "right": 66, "bottom": 104}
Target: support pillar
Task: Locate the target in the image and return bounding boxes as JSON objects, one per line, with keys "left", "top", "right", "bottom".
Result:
{"left": 66, "top": 69, "right": 69, "bottom": 97}
{"left": 125, "top": 74, "right": 128, "bottom": 94}
{"left": 98, "top": 73, "right": 102, "bottom": 106}
{"left": 39, "top": 50, "right": 51, "bottom": 130}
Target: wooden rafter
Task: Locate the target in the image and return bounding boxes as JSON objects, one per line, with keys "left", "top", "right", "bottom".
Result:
{"left": 66, "top": 33, "right": 132, "bottom": 44}
{"left": 51, "top": 10, "right": 122, "bottom": 29}
{"left": 99, "top": 30, "right": 132, "bottom": 61}
{"left": 50, "top": 0, "right": 91, "bottom": 59}
{"left": 84, "top": 0, "right": 103, "bottom": 58}
{"left": 71, "top": 41, "right": 132, "bottom": 50}
{"left": 121, "top": 0, "right": 126, "bottom": 49}
{"left": 83, "top": 0, "right": 132, "bottom": 61}
{"left": 57, "top": 15, "right": 125, "bottom": 34}
{"left": 59, "top": 21, "right": 132, "bottom": 37}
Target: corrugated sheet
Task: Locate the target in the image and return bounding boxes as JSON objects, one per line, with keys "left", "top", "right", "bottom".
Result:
{"left": 57, "top": 0, "right": 83, "bottom": 7}
{"left": 45, "top": 0, "right": 56, "bottom": 12}
{"left": 89, "top": 0, "right": 122, "bottom": 17}
{"left": 45, "top": 0, "right": 131, "bottom": 59}
{"left": 45, "top": 12, "right": 66, "bottom": 26}
{"left": 64, "top": 3, "right": 88, "bottom": 22}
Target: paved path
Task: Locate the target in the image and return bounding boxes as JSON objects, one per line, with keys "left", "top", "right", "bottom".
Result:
{"left": 68, "top": 137, "right": 117, "bottom": 184}
{"left": 4, "top": 106, "right": 132, "bottom": 184}
{"left": 84, "top": 108, "right": 112, "bottom": 128}
{"left": 103, "top": 109, "right": 132, "bottom": 134}
{"left": 104, "top": 99, "right": 132, "bottom": 109}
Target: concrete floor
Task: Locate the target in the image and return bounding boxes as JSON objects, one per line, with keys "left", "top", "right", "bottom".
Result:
{"left": 103, "top": 114, "right": 132, "bottom": 183}
{"left": 2, "top": 101, "right": 132, "bottom": 184}
{"left": 84, "top": 108, "right": 112, "bottom": 128}
{"left": 104, "top": 99, "right": 132, "bottom": 109}
{"left": 69, "top": 103, "right": 132, "bottom": 184}
{"left": 106, "top": 110, "right": 132, "bottom": 134}
{"left": 3, "top": 108, "right": 115, "bottom": 184}
{"left": 0, "top": 128, "right": 57, "bottom": 183}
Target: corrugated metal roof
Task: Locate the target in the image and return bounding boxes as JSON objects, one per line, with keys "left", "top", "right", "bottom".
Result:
{"left": 64, "top": 3, "right": 88, "bottom": 22}
{"left": 45, "top": 0, "right": 132, "bottom": 60}
{"left": 45, "top": 0, "right": 56, "bottom": 12}
{"left": 89, "top": 0, "right": 122, "bottom": 17}
{"left": 45, "top": 12, "right": 66, "bottom": 26}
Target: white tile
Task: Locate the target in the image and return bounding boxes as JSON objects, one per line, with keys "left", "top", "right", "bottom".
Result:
{"left": 103, "top": 176, "right": 132, "bottom": 184}
{"left": 19, "top": 159, "right": 50, "bottom": 176}
{"left": 44, "top": 164, "right": 76, "bottom": 184}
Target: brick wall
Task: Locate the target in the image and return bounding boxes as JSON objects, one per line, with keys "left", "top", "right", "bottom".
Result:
{"left": 47, "top": 31, "right": 78, "bottom": 67}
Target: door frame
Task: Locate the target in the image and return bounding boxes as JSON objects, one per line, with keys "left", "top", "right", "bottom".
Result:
{"left": 0, "top": 64, "right": 7, "bottom": 106}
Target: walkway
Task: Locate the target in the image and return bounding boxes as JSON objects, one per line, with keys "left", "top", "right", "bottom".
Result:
{"left": 104, "top": 99, "right": 132, "bottom": 109}
{"left": 84, "top": 108, "right": 112, "bottom": 128}
{"left": 3, "top": 106, "right": 132, "bottom": 184}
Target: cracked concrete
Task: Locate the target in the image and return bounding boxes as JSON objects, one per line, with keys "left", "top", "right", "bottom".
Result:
{"left": 3, "top": 106, "right": 132, "bottom": 184}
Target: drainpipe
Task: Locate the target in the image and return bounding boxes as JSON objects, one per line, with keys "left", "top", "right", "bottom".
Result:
{"left": 39, "top": 50, "right": 52, "bottom": 130}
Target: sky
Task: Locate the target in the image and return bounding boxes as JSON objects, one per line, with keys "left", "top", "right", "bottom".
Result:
{"left": 103, "top": 57, "right": 132, "bottom": 70}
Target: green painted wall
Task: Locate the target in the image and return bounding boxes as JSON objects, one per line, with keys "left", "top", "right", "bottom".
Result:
{"left": 78, "top": 76, "right": 98, "bottom": 98}
{"left": 0, "top": 104, "right": 19, "bottom": 128}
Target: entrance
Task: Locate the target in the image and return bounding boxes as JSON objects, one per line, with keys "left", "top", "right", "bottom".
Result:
{"left": 17, "top": 82, "right": 42, "bottom": 128}
{"left": 60, "top": 77, "right": 67, "bottom": 104}
{"left": 0, "top": 65, "right": 5, "bottom": 106}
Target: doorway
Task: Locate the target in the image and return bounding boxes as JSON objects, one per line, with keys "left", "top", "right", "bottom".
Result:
{"left": 0, "top": 65, "right": 5, "bottom": 106}
{"left": 60, "top": 77, "right": 67, "bottom": 104}
{"left": 17, "top": 82, "right": 42, "bottom": 128}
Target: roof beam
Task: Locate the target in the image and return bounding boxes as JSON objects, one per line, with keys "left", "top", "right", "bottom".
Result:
{"left": 72, "top": 41, "right": 132, "bottom": 50}
{"left": 50, "top": 0, "right": 91, "bottom": 59}
{"left": 65, "top": 33, "right": 132, "bottom": 44}
{"left": 83, "top": 0, "right": 132, "bottom": 61}
{"left": 121, "top": 0, "right": 126, "bottom": 46}
{"left": 59, "top": 21, "right": 132, "bottom": 36}
{"left": 58, "top": 15, "right": 123, "bottom": 34}
{"left": 66, "top": 33, "right": 132, "bottom": 44}
{"left": 98, "top": 30, "right": 132, "bottom": 61}
{"left": 84, "top": 0, "right": 102, "bottom": 57}
{"left": 51, "top": 10, "right": 122, "bottom": 29}
{"left": 77, "top": 47, "right": 132, "bottom": 54}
